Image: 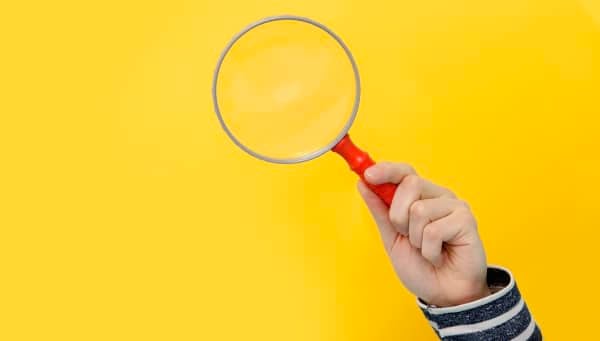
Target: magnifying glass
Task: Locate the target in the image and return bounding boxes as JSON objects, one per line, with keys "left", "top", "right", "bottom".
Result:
{"left": 212, "top": 15, "right": 397, "bottom": 206}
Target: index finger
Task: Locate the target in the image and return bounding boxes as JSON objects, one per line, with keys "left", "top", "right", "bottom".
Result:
{"left": 364, "top": 162, "right": 455, "bottom": 199}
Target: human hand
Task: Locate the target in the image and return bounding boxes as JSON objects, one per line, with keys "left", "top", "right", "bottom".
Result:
{"left": 358, "top": 163, "right": 490, "bottom": 307}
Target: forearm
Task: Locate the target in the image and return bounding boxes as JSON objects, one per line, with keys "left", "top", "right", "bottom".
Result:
{"left": 418, "top": 266, "right": 542, "bottom": 340}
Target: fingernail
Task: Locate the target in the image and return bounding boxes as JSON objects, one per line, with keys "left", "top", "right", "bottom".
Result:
{"left": 364, "top": 167, "right": 377, "bottom": 181}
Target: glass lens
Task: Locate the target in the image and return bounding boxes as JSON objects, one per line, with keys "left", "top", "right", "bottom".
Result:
{"left": 214, "top": 18, "right": 358, "bottom": 162}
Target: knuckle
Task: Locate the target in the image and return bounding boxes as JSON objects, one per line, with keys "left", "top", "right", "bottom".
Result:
{"left": 423, "top": 225, "right": 440, "bottom": 241}
{"left": 445, "top": 189, "right": 457, "bottom": 198}
{"left": 389, "top": 212, "right": 409, "bottom": 234}
{"left": 389, "top": 211, "right": 405, "bottom": 227}
{"left": 456, "top": 206, "right": 474, "bottom": 220}
{"left": 438, "top": 186, "right": 456, "bottom": 198}
{"left": 409, "top": 201, "right": 427, "bottom": 219}
{"left": 383, "top": 162, "right": 417, "bottom": 180}
{"left": 402, "top": 164, "right": 417, "bottom": 175}
{"left": 456, "top": 209, "right": 478, "bottom": 230}
{"left": 376, "top": 161, "right": 391, "bottom": 173}
{"left": 457, "top": 199, "right": 470, "bottom": 209}
{"left": 454, "top": 204, "right": 471, "bottom": 218}
{"left": 403, "top": 174, "right": 421, "bottom": 189}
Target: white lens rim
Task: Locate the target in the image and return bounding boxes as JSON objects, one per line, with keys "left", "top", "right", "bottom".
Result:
{"left": 212, "top": 15, "right": 361, "bottom": 164}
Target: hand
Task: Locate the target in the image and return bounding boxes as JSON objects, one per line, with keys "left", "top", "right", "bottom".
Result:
{"left": 358, "top": 162, "right": 490, "bottom": 307}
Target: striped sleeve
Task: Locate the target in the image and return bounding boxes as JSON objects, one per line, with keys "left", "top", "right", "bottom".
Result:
{"left": 417, "top": 266, "right": 542, "bottom": 340}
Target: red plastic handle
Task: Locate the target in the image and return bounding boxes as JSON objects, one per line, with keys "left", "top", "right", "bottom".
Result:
{"left": 331, "top": 134, "right": 397, "bottom": 207}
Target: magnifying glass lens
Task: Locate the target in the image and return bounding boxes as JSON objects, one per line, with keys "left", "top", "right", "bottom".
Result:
{"left": 214, "top": 19, "right": 357, "bottom": 162}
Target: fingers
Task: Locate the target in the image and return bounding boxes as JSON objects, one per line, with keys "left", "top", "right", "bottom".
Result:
{"left": 386, "top": 176, "right": 455, "bottom": 235}
{"left": 357, "top": 180, "right": 397, "bottom": 253}
{"left": 364, "top": 162, "right": 416, "bottom": 185}
{"left": 364, "top": 162, "right": 454, "bottom": 199}
{"left": 408, "top": 198, "right": 467, "bottom": 249}
{"left": 421, "top": 208, "right": 476, "bottom": 267}
{"left": 388, "top": 175, "right": 422, "bottom": 235}
{"left": 359, "top": 162, "right": 466, "bottom": 264}
{"left": 363, "top": 163, "right": 454, "bottom": 236}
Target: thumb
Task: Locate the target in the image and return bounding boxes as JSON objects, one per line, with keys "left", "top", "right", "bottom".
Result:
{"left": 357, "top": 180, "right": 397, "bottom": 253}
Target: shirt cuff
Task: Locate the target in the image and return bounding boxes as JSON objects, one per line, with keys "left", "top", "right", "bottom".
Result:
{"left": 417, "top": 266, "right": 542, "bottom": 340}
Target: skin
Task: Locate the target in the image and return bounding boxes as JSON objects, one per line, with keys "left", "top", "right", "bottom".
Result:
{"left": 358, "top": 162, "right": 490, "bottom": 307}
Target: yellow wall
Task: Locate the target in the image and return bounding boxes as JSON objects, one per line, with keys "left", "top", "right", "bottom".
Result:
{"left": 1, "top": 0, "right": 599, "bottom": 339}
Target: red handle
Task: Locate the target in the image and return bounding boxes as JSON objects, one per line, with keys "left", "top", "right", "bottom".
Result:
{"left": 331, "top": 134, "right": 397, "bottom": 207}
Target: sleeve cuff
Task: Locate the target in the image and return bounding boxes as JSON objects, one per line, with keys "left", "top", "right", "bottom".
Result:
{"left": 417, "top": 266, "right": 542, "bottom": 340}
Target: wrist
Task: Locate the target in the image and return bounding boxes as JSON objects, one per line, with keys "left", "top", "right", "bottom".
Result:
{"left": 447, "top": 284, "right": 492, "bottom": 307}
{"left": 427, "top": 281, "right": 491, "bottom": 308}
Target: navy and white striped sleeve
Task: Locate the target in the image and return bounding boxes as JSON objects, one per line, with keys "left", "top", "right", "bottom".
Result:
{"left": 417, "top": 266, "right": 542, "bottom": 340}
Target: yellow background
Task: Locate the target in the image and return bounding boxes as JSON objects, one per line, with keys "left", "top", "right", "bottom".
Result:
{"left": 1, "top": 0, "right": 599, "bottom": 340}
